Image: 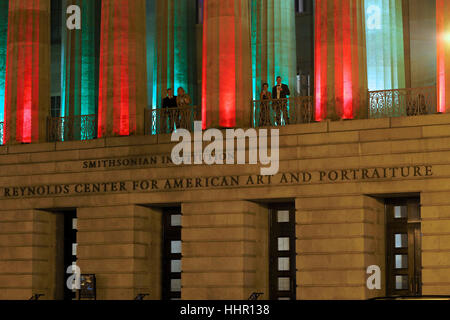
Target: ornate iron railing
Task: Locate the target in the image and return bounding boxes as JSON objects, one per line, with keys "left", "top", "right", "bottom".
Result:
{"left": 252, "top": 96, "right": 314, "bottom": 128}
{"left": 145, "top": 106, "right": 201, "bottom": 135}
{"left": 47, "top": 115, "right": 98, "bottom": 142}
{"left": 368, "top": 86, "right": 437, "bottom": 119}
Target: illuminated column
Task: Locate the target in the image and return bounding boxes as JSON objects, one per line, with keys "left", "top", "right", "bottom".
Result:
{"left": 0, "top": 1, "right": 8, "bottom": 144}
{"left": 314, "top": 0, "right": 368, "bottom": 121}
{"left": 437, "top": 0, "right": 450, "bottom": 113}
{"left": 98, "top": 0, "right": 147, "bottom": 137}
{"left": 151, "top": 0, "right": 198, "bottom": 107}
{"left": 4, "top": 0, "right": 50, "bottom": 144}
{"left": 146, "top": 0, "right": 157, "bottom": 107}
{"left": 251, "top": 0, "right": 297, "bottom": 99}
{"left": 202, "top": 0, "right": 252, "bottom": 129}
{"left": 365, "top": 0, "right": 406, "bottom": 91}
{"left": 61, "top": 0, "right": 99, "bottom": 119}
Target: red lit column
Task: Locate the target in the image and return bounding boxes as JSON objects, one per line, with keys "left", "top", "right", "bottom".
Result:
{"left": 4, "top": 0, "right": 50, "bottom": 144}
{"left": 314, "top": 0, "right": 367, "bottom": 121}
{"left": 98, "top": 0, "right": 147, "bottom": 137}
{"left": 202, "top": 0, "right": 252, "bottom": 129}
{"left": 437, "top": 0, "right": 450, "bottom": 113}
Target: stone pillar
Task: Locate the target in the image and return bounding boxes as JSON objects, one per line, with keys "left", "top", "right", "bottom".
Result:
{"left": 314, "top": 0, "right": 368, "bottom": 121}
{"left": 0, "top": 0, "right": 8, "bottom": 144}
{"left": 436, "top": 0, "right": 450, "bottom": 113}
{"left": 182, "top": 201, "right": 268, "bottom": 300}
{"left": 251, "top": 0, "right": 297, "bottom": 99}
{"left": 60, "top": 0, "right": 100, "bottom": 123}
{"left": 364, "top": 0, "right": 406, "bottom": 91}
{"left": 296, "top": 195, "right": 386, "bottom": 300}
{"left": 148, "top": 0, "right": 198, "bottom": 107}
{"left": 4, "top": 0, "right": 50, "bottom": 144}
{"left": 408, "top": 0, "right": 436, "bottom": 88}
{"left": 201, "top": 0, "right": 253, "bottom": 129}
{"left": 98, "top": 0, "right": 147, "bottom": 138}
{"left": 421, "top": 193, "right": 450, "bottom": 295}
{"left": 77, "top": 205, "right": 162, "bottom": 300}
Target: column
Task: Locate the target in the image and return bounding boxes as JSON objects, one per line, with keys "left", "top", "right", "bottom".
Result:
{"left": 251, "top": 0, "right": 297, "bottom": 99}
{"left": 314, "top": 0, "right": 368, "bottom": 121}
{"left": 182, "top": 201, "right": 268, "bottom": 300}
{"left": 4, "top": 0, "right": 51, "bottom": 144}
{"left": 98, "top": 0, "right": 147, "bottom": 138}
{"left": 365, "top": 0, "right": 406, "bottom": 91}
{"left": 0, "top": 0, "right": 8, "bottom": 144}
{"left": 296, "top": 195, "right": 386, "bottom": 300}
{"left": 421, "top": 193, "right": 450, "bottom": 295}
{"left": 77, "top": 205, "right": 162, "bottom": 300}
{"left": 60, "top": 0, "right": 100, "bottom": 140}
{"left": 147, "top": 0, "right": 198, "bottom": 107}
{"left": 408, "top": 0, "right": 436, "bottom": 88}
{"left": 202, "top": 0, "right": 253, "bottom": 129}
{"left": 436, "top": 0, "right": 450, "bottom": 113}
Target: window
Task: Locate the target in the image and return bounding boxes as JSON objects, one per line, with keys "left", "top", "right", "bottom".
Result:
{"left": 162, "top": 208, "right": 182, "bottom": 300}
{"left": 51, "top": 96, "right": 61, "bottom": 118}
{"left": 295, "top": 0, "right": 309, "bottom": 13}
{"left": 386, "top": 199, "right": 422, "bottom": 296}
{"left": 196, "top": 0, "right": 204, "bottom": 24}
{"left": 269, "top": 204, "right": 296, "bottom": 300}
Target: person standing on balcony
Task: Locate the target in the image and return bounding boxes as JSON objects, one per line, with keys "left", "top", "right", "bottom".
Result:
{"left": 176, "top": 87, "right": 192, "bottom": 129}
{"left": 272, "top": 76, "right": 291, "bottom": 125}
{"left": 259, "top": 83, "right": 272, "bottom": 126}
{"left": 162, "top": 88, "right": 177, "bottom": 132}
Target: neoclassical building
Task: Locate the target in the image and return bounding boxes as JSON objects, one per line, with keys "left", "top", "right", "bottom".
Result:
{"left": 0, "top": 0, "right": 449, "bottom": 300}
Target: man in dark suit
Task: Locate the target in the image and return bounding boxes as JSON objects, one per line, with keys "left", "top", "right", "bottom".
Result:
{"left": 272, "top": 76, "right": 291, "bottom": 125}
{"left": 162, "top": 88, "right": 177, "bottom": 132}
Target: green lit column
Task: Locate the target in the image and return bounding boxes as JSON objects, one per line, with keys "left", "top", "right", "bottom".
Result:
{"left": 251, "top": 0, "right": 297, "bottom": 99}
{"left": 61, "top": 0, "right": 100, "bottom": 140}
{"left": 152, "top": 0, "right": 197, "bottom": 106}
{"left": 0, "top": 0, "right": 8, "bottom": 144}
{"left": 146, "top": 0, "right": 157, "bottom": 108}
{"left": 365, "top": 0, "right": 406, "bottom": 91}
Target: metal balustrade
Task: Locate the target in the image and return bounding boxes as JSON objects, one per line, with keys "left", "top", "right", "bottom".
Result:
{"left": 368, "top": 86, "right": 437, "bottom": 119}
{"left": 251, "top": 96, "right": 314, "bottom": 128}
{"left": 40, "top": 86, "right": 439, "bottom": 143}
{"left": 144, "top": 106, "right": 202, "bottom": 135}
{"left": 47, "top": 115, "right": 98, "bottom": 142}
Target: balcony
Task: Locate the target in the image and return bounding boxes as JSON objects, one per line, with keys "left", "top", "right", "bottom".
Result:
{"left": 39, "top": 86, "right": 439, "bottom": 144}
{"left": 144, "top": 106, "right": 201, "bottom": 135}
{"left": 251, "top": 96, "right": 314, "bottom": 127}
{"left": 368, "top": 86, "right": 437, "bottom": 118}
{"left": 47, "top": 114, "right": 98, "bottom": 142}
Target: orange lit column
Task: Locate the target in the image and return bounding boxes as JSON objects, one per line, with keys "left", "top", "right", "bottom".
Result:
{"left": 436, "top": 0, "right": 450, "bottom": 113}
{"left": 202, "top": 0, "right": 252, "bottom": 129}
{"left": 98, "top": 0, "right": 147, "bottom": 137}
{"left": 314, "top": 0, "right": 368, "bottom": 121}
{"left": 4, "top": 0, "right": 50, "bottom": 144}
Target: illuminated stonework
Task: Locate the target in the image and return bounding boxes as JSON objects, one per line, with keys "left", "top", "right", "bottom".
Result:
{"left": 437, "top": 0, "right": 450, "bottom": 113}
{"left": 98, "top": 0, "right": 147, "bottom": 137}
{"left": 202, "top": 0, "right": 252, "bottom": 129}
{"left": 314, "top": 0, "right": 368, "bottom": 121}
{"left": 4, "top": 0, "right": 50, "bottom": 144}
{"left": 251, "top": 0, "right": 297, "bottom": 99}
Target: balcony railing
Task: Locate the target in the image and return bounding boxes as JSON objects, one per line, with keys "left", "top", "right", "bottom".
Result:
{"left": 41, "top": 86, "right": 439, "bottom": 143}
{"left": 251, "top": 96, "right": 314, "bottom": 128}
{"left": 47, "top": 115, "right": 97, "bottom": 142}
{"left": 368, "top": 86, "right": 437, "bottom": 119}
{"left": 144, "top": 106, "right": 201, "bottom": 135}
